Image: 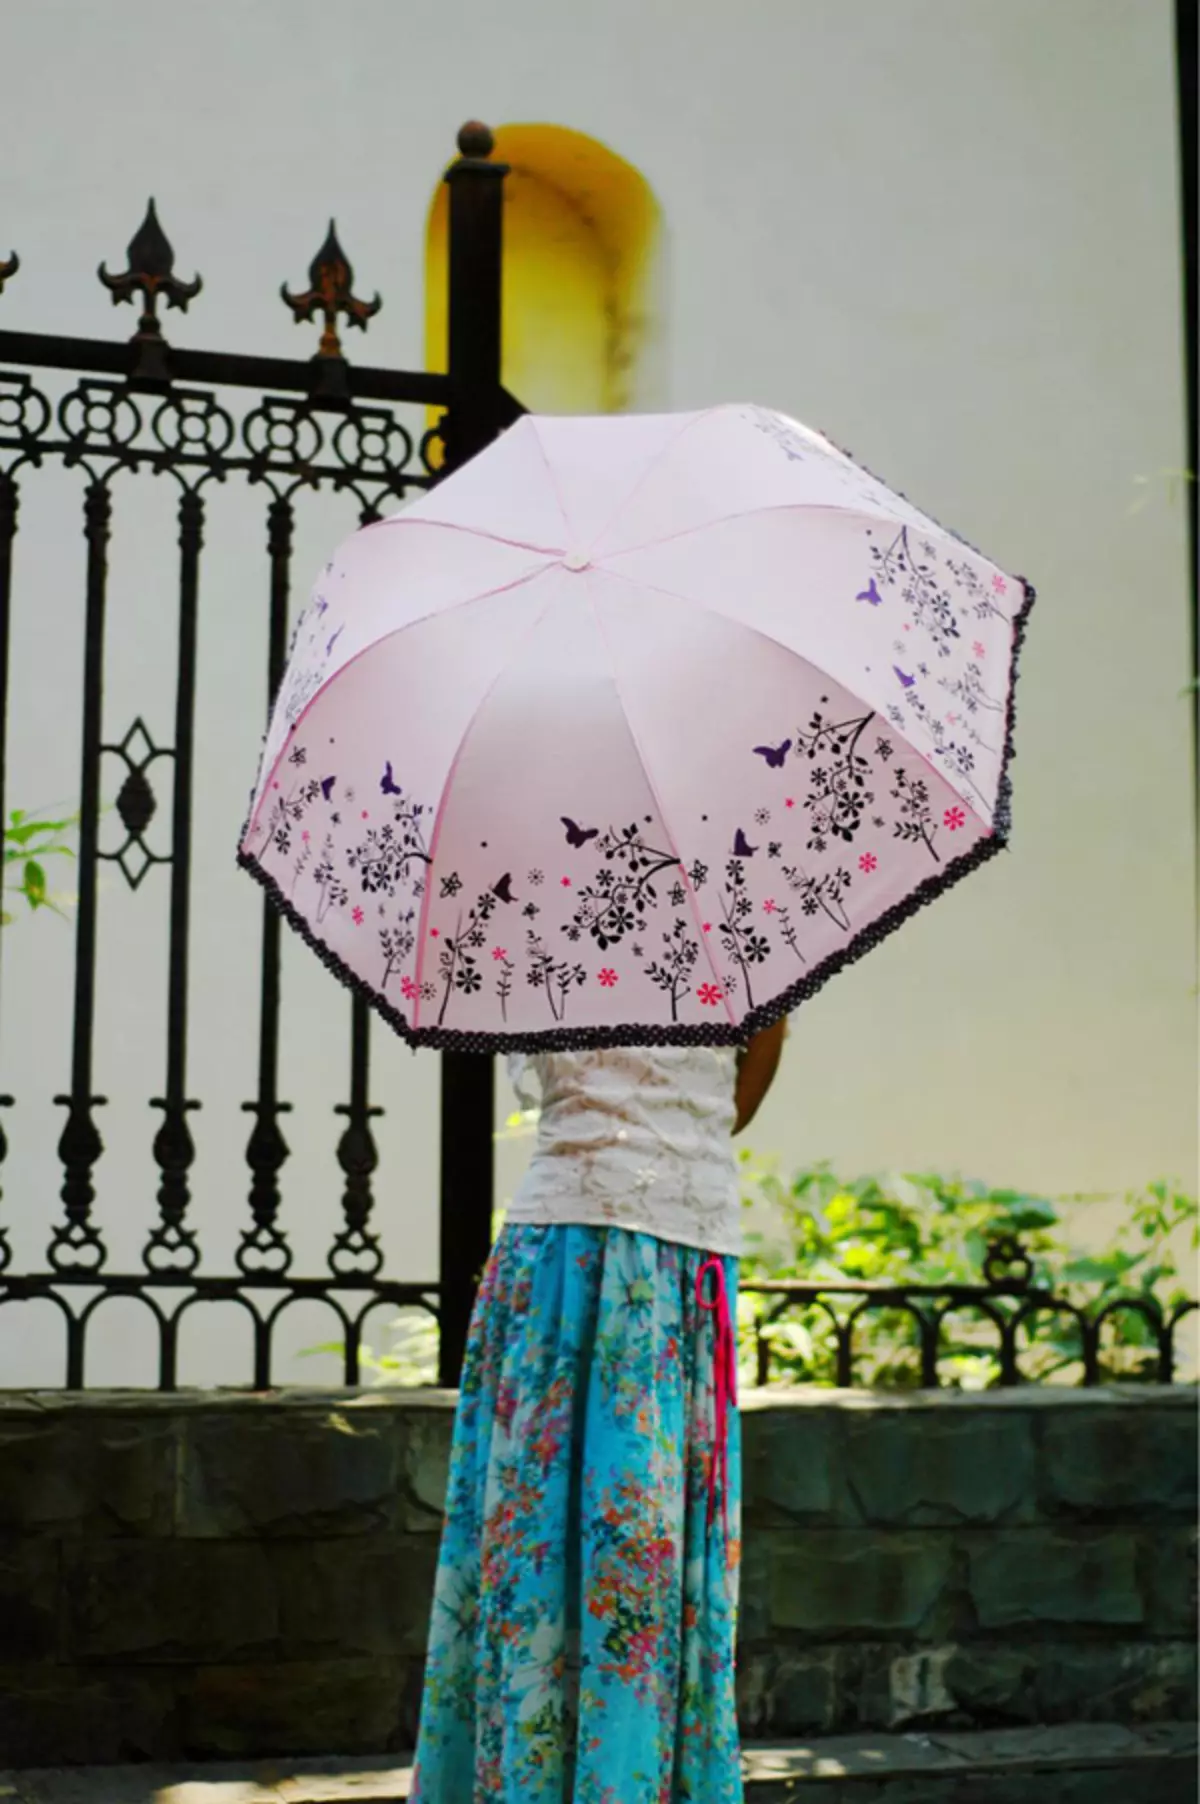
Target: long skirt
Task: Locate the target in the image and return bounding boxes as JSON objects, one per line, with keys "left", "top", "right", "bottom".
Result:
{"left": 410, "top": 1221, "right": 743, "bottom": 1804}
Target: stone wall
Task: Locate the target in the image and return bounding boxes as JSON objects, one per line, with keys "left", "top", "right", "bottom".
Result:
{"left": 0, "top": 1386, "right": 1193, "bottom": 1764}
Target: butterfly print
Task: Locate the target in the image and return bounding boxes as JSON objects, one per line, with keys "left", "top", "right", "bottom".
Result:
{"left": 492, "top": 873, "right": 516, "bottom": 904}
{"left": 733, "top": 829, "right": 758, "bottom": 858}
{"left": 893, "top": 667, "right": 916, "bottom": 689}
{"left": 753, "top": 739, "right": 792, "bottom": 769}
{"left": 380, "top": 762, "right": 403, "bottom": 796}
{"left": 320, "top": 776, "right": 337, "bottom": 802}
{"left": 562, "top": 816, "right": 600, "bottom": 849}
{"left": 857, "top": 578, "right": 883, "bottom": 606}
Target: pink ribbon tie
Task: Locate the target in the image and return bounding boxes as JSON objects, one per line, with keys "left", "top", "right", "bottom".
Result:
{"left": 696, "top": 1256, "right": 738, "bottom": 1543}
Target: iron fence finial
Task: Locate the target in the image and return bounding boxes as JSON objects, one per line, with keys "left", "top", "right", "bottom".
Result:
{"left": 97, "top": 200, "right": 202, "bottom": 383}
{"left": 281, "top": 221, "right": 381, "bottom": 361}
{"left": 456, "top": 121, "right": 495, "bottom": 159}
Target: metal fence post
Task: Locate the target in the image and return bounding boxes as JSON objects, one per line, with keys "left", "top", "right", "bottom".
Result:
{"left": 438, "top": 121, "right": 510, "bottom": 1386}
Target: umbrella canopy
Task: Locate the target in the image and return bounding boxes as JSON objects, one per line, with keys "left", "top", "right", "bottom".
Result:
{"left": 239, "top": 406, "right": 1033, "bottom": 1051}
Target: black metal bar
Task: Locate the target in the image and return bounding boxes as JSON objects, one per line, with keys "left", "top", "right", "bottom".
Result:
{"left": 0, "top": 472, "right": 15, "bottom": 1275}
{"left": 0, "top": 329, "right": 453, "bottom": 408}
{"left": 436, "top": 122, "right": 510, "bottom": 1386}
{"left": 240, "top": 497, "right": 294, "bottom": 1276}
{"left": 145, "top": 487, "right": 203, "bottom": 1275}
{"left": 1176, "top": 0, "right": 1198, "bottom": 807}
{"left": 442, "top": 121, "right": 510, "bottom": 463}
{"left": 330, "top": 996, "right": 383, "bottom": 1290}
{"left": 50, "top": 481, "right": 111, "bottom": 1284}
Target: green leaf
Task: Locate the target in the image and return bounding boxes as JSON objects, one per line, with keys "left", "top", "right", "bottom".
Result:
{"left": 1061, "top": 1252, "right": 1140, "bottom": 1285}
{"left": 22, "top": 860, "right": 48, "bottom": 908}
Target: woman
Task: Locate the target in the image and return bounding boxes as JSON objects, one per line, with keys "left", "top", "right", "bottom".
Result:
{"left": 411, "top": 1019, "right": 788, "bottom": 1804}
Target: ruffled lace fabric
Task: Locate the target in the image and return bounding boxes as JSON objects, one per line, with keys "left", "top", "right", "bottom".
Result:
{"left": 504, "top": 1046, "right": 742, "bottom": 1257}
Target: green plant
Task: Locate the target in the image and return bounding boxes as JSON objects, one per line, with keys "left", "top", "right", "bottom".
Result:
{"left": 737, "top": 1154, "right": 1197, "bottom": 1389}
{"left": 2, "top": 807, "right": 79, "bottom": 923}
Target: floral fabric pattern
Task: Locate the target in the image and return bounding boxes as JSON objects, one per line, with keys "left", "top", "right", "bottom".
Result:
{"left": 411, "top": 1222, "right": 743, "bottom": 1804}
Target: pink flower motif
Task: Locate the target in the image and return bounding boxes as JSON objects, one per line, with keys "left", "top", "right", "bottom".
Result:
{"left": 944, "top": 807, "right": 966, "bottom": 831}
{"left": 697, "top": 982, "right": 723, "bottom": 1007}
{"left": 302, "top": 830, "right": 310, "bottom": 843}
{"left": 400, "top": 976, "right": 417, "bottom": 1000}
{"left": 598, "top": 968, "right": 618, "bottom": 987}
{"left": 859, "top": 852, "right": 878, "bottom": 874}
{"left": 973, "top": 640, "right": 986, "bottom": 658}
{"left": 561, "top": 876, "right": 572, "bottom": 888}
{"left": 702, "top": 922, "right": 713, "bottom": 933}
{"left": 430, "top": 927, "right": 440, "bottom": 938}
{"left": 492, "top": 947, "right": 508, "bottom": 962}
{"left": 763, "top": 898, "right": 778, "bottom": 914}
{"left": 351, "top": 906, "right": 364, "bottom": 925}
{"left": 785, "top": 798, "right": 795, "bottom": 810}
{"left": 992, "top": 573, "right": 1008, "bottom": 594}
{"left": 361, "top": 810, "right": 369, "bottom": 820}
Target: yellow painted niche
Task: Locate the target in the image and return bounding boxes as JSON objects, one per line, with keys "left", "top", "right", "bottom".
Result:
{"left": 425, "top": 123, "right": 663, "bottom": 456}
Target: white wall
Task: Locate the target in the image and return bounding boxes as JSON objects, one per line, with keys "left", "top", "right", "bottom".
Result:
{"left": 0, "top": 0, "right": 1193, "bottom": 1386}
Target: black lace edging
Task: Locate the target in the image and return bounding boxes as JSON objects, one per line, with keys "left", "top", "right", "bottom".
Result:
{"left": 238, "top": 578, "right": 1035, "bottom": 1055}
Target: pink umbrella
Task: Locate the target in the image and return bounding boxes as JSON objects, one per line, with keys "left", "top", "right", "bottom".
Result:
{"left": 239, "top": 406, "right": 1033, "bottom": 1050}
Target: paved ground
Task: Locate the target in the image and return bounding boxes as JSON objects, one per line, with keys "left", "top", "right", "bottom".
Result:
{"left": 0, "top": 1722, "right": 1194, "bottom": 1803}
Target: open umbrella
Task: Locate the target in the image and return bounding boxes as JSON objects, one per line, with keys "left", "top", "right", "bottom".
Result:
{"left": 238, "top": 405, "right": 1033, "bottom": 1050}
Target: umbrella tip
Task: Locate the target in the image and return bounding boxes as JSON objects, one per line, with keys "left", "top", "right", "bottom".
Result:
{"left": 457, "top": 120, "right": 495, "bottom": 158}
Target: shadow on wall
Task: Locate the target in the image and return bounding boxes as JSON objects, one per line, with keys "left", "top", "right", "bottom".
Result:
{"left": 425, "top": 122, "right": 665, "bottom": 420}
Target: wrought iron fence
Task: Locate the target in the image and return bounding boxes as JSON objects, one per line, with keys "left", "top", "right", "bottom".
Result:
{"left": 0, "top": 122, "right": 515, "bottom": 1389}
{"left": 741, "top": 1237, "right": 1197, "bottom": 1388}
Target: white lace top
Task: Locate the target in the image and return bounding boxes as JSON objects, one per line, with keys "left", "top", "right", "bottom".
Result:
{"left": 504, "top": 1046, "right": 742, "bottom": 1258}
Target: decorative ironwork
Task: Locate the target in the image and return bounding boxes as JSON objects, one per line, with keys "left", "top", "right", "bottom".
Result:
{"left": 98, "top": 201, "right": 202, "bottom": 384}
{"left": 281, "top": 221, "right": 381, "bottom": 404}
{"left": 0, "top": 139, "right": 501, "bottom": 1388}
{"left": 742, "top": 1248, "right": 1199, "bottom": 1388}
{"left": 239, "top": 497, "right": 296, "bottom": 1280}
{"left": 100, "top": 718, "right": 169, "bottom": 890}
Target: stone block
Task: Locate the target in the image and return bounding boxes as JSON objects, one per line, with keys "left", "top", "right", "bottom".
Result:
{"left": 0, "top": 1415, "right": 176, "bottom": 1537}
{"left": 768, "top": 1531, "right": 952, "bottom": 1634}
{"left": 1038, "top": 1400, "right": 1197, "bottom": 1520}
{"left": 742, "top": 1405, "right": 838, "bottom": 1526}
{"left": 941, "top": 1641, "right": 1040, "bottom": 1724}
{"left": 178, "top": 1406, "right": 399, "bottom": 1538}
{"left": 184, "top": 1658, "right": 407, "bottom": 1757}
{"left": 269, "top": 1537, "right": 437, "bottom": 1659}
{"left": 857, "top": 1640, "right": 1045, "bottom": 1730}
{"left": 0, "top": 1665, "right": 179, "bottom": 1763}
{"left": 62, "top": 1540, "right": 280, "bottom": 1663}
{"left": 1035, "top": 1639, "right": 1198, "bottom": 1724}
{"left": 0, "top": 1538, "right": 59, "bottom": 1660}
{"left": 1140, "top": 1526, "right": 1197, "bottom": 1637}
{"left": 842, "top": 1406, "right": 1035, "bottom": 1527}
{"left": 399, "top": 1410, "right": 452, "bottom": 1530}
{"left": 736, "top": 1645, "right": 842, "bottom": 1736}
{"left": 967, "top": 1528, "right": 1142, "bottom": 1627}
{"left": 736, "top": 1530, "right": 772, "bottom": 1642}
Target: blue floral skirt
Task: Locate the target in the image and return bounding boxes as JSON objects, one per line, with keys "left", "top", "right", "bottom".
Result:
{"left": 411, "top": 1221, "right": 743, "bottom": 1804}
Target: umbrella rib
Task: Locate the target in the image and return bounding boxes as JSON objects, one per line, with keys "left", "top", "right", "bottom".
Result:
{"left": 410, "top": 572, "right": 567, "bottom": 1029}
{"left": 603, "top": 499, "right": 999, "bottom": 582}
{"left": 526, "top": 416, "right": 573, "bottom": 542}
{"left": 248, "top": 561, "right": 557, "bottom": 843}
{"left": 583, "top": 579, "right": 740, "bottom": 1032}
{"left": 367, "top": 515, "right": 565, "bottom": 558}
{"left": 581, "top": 404, "right": 731, "bottom": 558}
{"left": 599, "top": 564, "right": 994, "bottom": 829}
